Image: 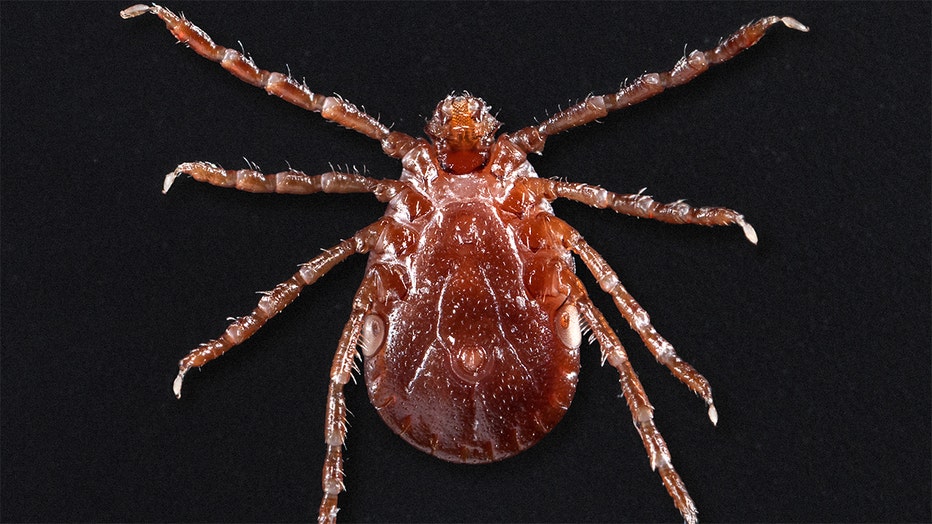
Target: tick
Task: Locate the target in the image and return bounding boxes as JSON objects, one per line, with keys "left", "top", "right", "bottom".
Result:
{"left": 122, "top": 5, "right": 806, "bottom": 522}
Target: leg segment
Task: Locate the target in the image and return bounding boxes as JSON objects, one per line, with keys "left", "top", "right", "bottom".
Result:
{"left": 120, "top": 4, "right": 416, "bottom": 158}
{"left": 544, "top": 178, "right": 757, "bottom": 244}
{"left": 172, "top": 220, "right": 385, "bottom": 398}
{"left": 569, "top": 276, "right": 697, "bottom": 524}
{"left": 162, "top": 161, "right": 403, "bottom": 202}
{"left": 571, "top": 233, "right": 719, "bottom": 424}
{"left": 318, "top": 276, "right": 378, "bottom": 524}
{"left": 538, "top": 215, "right": 718, "bottom": 422}
{"left": 508, "top": 16, "right": 808, "bottom": 153}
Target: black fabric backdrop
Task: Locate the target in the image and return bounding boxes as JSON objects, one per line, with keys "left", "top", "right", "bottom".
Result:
{"left": 2, "top": 2, "right": 929, "bottom": 522}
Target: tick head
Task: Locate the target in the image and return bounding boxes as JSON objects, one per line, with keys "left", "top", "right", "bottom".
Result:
{"left": 426, "top": 94, "right": 501, "bottom": 174}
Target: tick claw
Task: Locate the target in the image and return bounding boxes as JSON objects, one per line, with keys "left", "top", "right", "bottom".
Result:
{"left": 162, "top": 171, "right": 179, "bottom": 194}
{"left": 708, "top": 404, "right": 719, "bottom": 426}
{"left": 780, "top": 16, "right": 810, "bottom": 33}
{"left": 173, "top": 370, "right": 185, "bottom": 399}
{"left": 737, "top": 217, "right": 758, "bottom": 245}
{"left": 119, "top": 4, "right": 151, "bottom": 19}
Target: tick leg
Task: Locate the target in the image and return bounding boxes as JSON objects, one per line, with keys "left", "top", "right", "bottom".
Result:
{"left": 161, "top": 161, "right": 403, "bottom": 202}
{"left": 172, "top": 220, "right": 384, "bottom": 398}
{"left": 318, "top": 276, "right": 378, "bottom": 524}
{"left": 550, "top": 218, "right": 718, "bottom": 423}
{"left": 570, "top": 278, "right": 697, "bottom": 524}
{"left": 509, "top": 16, "right": 808, "bottom": 153}
{"left": 120, "top": 4, "right": 417, "bottom": 158}
{"left": 545, "top": 179, "right": 757, "bottom": 244}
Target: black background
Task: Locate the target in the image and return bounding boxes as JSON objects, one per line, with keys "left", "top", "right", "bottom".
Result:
{"left": 2, "top": 2, "right": 929, "bottom": 523}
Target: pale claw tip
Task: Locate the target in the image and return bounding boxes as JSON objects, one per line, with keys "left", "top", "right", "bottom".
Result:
{"left": 781, "top": 17, "right": 810, "bottom": 32}
{"left": 120, "top": 4, "right": 150, "bottom": 19}
{"left": 708, "top": 404, "right": 719, "bottom": 426}
{"left": 162, "top": 171, "right": 178, "bottom": 194}
{"left": 173, "top": 372, "right": 184, "bottom": 399}
{"left": 738, "top": 217, "right": 758, "bottom": 245}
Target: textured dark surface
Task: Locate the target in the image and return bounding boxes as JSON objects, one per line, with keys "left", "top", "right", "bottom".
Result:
{"left": 2, "top": 2, "right": 929, "bottom": 522}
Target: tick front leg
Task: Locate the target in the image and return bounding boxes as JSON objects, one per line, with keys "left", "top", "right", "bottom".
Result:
{"left": 162, "top": 161, "right": 403, "bottom": 202}
{"left": 570, "top": 279, "right": 697, "bottom": 524}
{"left": 120, "top": 4, "right": 416, "bottom": 157}
{"left": 545, "top": 179, "right": 757, "bottom": 244}
{"left": 172, "top": 220, "right": 384, "bottom": 398}
{"left": 509, "top": 16, "right": 807, "bottom": 153}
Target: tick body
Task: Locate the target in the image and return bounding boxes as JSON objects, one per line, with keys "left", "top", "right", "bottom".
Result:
{"left": 121, "top": 5, "right": 806, "bottom": 522}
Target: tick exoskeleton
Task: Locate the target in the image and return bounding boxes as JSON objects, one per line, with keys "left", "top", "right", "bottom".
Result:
{"left": 121, "top": 5, "right": 806, "bottom": 522}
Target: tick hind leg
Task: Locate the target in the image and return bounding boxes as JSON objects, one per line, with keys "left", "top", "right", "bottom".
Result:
{"left": 172, "top": 221, "right": 384, "bottom": 398}
{"left": 318, "top": 274, "right": 380, "bottom": 524}
{"left": 542, "top": 215, "right": 719, "bottom": 422}
{"left": 568, "top": 275, "right": 698, "bottom": 524}
{"left": 572, "top": 234, "right": 719, "bottom": 424}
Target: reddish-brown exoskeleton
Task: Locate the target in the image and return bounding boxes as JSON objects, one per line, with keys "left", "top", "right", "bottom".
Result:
{"left": 122, "top": 5, "right": 807, "bottom": 523}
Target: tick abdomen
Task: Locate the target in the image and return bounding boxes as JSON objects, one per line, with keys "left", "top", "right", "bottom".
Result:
{"left": 365, "top": 201, "right": 580, "bottom": 463}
